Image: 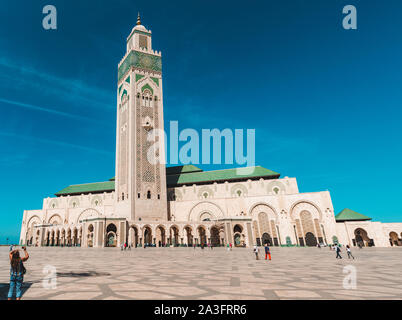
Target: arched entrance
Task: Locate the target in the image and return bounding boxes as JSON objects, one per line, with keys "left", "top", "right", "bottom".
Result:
{"left": 233, "top": 224, "right": 244, "bottom": 247}
{"left": 354, "top": 228, "right": 374, "bottom": 247}
{"left": 143, "top": 226, "right": 152, "bottom": 246}
{"left": 261, "top": 233, "right": 273, "bottom": 246}
{"left": 66, "top": 228, "right": 72, "bottom": 246}
{"left": 184, "top": 226, "right": 193, "bottom": 246}
{"left": 305, "top": 232, "right": 317, "bottom": 247}
{"left": 389, "top": 232, "right": 401, "bottom": 246}
{"left": 60, "top": 229, "right": 65, "bottom": 246}
{"left": 170, "top": 225, "right": 179, "bottom": 246}
{"left": 197, "top": 226, "right": 206, "bottom": 245}
{"left": 156, "top": 225, "right": 166, "bottom": 247}
{"left": 45, "top": 231, "right": 50, "bottom": 246}
{"left": 72, "top": 228, "right": 78, "bottom": 246}
{"left": 129, "top": 226, "right": 139, "bottom": 247}
{"left": 106, "top": 223, "right": 117, "bottom": 247}
{"left": 210, "top": 226, "right": 220, "bottom": 246}
{"left": 50, "top": 230, "right": 55, "bottom": 246}
{"left": 56, "top": 230, "right": 60, "bottom": 246}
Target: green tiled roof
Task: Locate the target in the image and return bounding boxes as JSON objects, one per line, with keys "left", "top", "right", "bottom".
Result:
{"left": 108, "top": 165, "right": 202, "bottom": 182}
{"left": 56, "top": 166, "right": 280, "bottom": 196}
{"left": 166, "top": 165, "right": 202, "bottom": 175}
{"left": 55, "top": 181, "right": 115, "bottom": 196}
{"left": 166, "top": 166, "right": 279, "bottom": 187}
{"left": 335, "top": 208, "right": 372, "bottom": 222}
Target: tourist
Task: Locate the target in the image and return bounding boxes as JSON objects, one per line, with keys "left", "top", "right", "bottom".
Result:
{"left": 193, "top": 243, "right": 196, "bottom": 250}
{"left": 120, "top": 243, "right": 124, "bottom": 251}
{"left": 8, "top": 247, "right": 29, "bottom": 300}
{"left": 253, "top": 245, "right": 259, "bottom": 260}
{"left": 346, "top": 245, "right": 355, "bottom": 259}
{"left": 229, "top": 243, "right": 232, "bottom": 251}
{"left": 9, "top": 244, "right": 13, "bottom": 252}
{"left": 264, "top": 243, "right": 271, "bottom": 260}
{"left": 335, "top": 244, "right": 342, "bottom": 259}
{"left": 227, "top": 243, "right": 230, "bottom": 251}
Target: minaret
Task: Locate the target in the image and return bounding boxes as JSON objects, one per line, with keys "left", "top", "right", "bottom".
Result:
{"left": 115, "top": 15, "right": 167, "bottom": 222}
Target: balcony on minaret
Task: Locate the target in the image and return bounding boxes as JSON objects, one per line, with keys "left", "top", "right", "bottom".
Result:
{"left": 142, "top": 116, "right": 154, "bottom": 131}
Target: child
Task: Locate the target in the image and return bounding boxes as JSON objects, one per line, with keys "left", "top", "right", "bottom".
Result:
{"left": 264, "top": 243, "right": 271, "bottom": 260}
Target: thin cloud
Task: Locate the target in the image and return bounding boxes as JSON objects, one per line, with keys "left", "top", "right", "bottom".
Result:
{"left": 0, "top": 97, "right": 109, "bottom": 125}
{"left": 0, "top": 131, "right": 113, "bottom": 156}
{"left": 0, "top": 57, "right": 114, "bottom": 110}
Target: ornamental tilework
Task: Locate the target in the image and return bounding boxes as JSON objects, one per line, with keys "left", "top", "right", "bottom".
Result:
{"left": 118, "top": 51, "right": 162, "bottom": 81}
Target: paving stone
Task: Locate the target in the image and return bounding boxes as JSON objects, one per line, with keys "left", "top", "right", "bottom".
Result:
{"left": 1, "top": 246, "right": 402, "bottom": 300}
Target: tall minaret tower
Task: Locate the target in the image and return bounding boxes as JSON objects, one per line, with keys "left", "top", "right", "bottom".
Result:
{"left": 115, "top": 14, "right": 167, "bottom": 222}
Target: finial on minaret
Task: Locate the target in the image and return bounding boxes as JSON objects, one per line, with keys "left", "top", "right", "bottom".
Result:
{"left": 137, "top": 12, "right": 141, "bottom": 25}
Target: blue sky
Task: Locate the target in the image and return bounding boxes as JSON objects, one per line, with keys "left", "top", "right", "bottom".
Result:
{"left": 0, "top": 0, "right": 401, "bottom": 244}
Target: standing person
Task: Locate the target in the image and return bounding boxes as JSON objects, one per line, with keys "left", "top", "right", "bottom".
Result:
{"left": 8, "top": 247, "right": 29, "bottom": 300}
{"left": 264, "top": 243, "right": 271, "bottom": 260}
{"left": 335, "top": 244, "right": 342, "bottom": 259}
{"left": 227, "top": 243, "right": 230, "bottom": 251}
{"left": 253, "top": 245, "right": 259, "bottom": 260}
{"left": 229, "top": 243, "right": 232, "bottom": 251}
{"left": 346, "top": 245, "right": 355, "bottom": 259}
{"left": 193, "top": 243, "right": 196, "bottom": 250}
{"left": 9, "top": 244, "right": 13, "bottom": 252}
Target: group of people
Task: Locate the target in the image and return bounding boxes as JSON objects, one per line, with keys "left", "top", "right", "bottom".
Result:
{"left": 120, "top": 242, "right": 132, "bottom": 250}
{"left": 332, "top": 244, "right": 355, "bottom": 259}
{"left": 253, "top": 243, "right": 271, "bottom": 261}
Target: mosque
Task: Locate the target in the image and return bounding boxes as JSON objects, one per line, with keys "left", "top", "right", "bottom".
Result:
{"left": 19, "top": 16, "right": 402, "bottom": 249}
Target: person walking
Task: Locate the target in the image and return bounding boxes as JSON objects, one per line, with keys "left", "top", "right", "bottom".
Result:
{"left": 8, "top": 247, "right": 29, "bottom": 300}
{"left": 346, "top": 245, "right": 355, "bottom": 259}
{"left": 335, "top": 244, "right": 342, "bottom": 259}
{"left": 264, "top": 243, "right": 271, "bottom": 260}
{"left": 253, "top": 245, "right": 259, "bottom": 260}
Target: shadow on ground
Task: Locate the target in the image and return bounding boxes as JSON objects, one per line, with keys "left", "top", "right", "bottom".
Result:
{"left": 56, "top": 271, "right": 111, "bottom": 277}
{"left": 0, "top": 282, "right": 33, "bottom": 300}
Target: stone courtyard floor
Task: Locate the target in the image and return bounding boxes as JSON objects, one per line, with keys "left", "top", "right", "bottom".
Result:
{"left": 1, "top": 246, "right": 402, "bottom": 300}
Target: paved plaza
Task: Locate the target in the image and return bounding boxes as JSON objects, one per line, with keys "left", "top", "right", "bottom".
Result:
{"left": 1, "top": 246, "right": 402, "bottom": 300}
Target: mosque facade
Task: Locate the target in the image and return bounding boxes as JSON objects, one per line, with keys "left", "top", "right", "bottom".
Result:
{"left": 20, "top": 17, "right": 402, "bottom": 249}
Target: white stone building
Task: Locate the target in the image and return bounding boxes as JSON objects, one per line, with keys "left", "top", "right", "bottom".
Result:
{"left": 19, "top": 17, "right": 402, "bottom": 249}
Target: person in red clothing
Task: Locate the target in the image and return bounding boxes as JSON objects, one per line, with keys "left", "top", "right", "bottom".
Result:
{"left": 264, "top": 243, "right": 271, "bottom": 260}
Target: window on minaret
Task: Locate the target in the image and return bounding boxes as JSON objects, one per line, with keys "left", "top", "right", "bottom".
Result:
{"left": 147, "top": 190, "right": 151, "bottom": 199}
{"left": 122, "top": 193, "right": 124, "bottom": 201}
{"left": 139, "top": 35, "right": 147, "bottom": 49}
